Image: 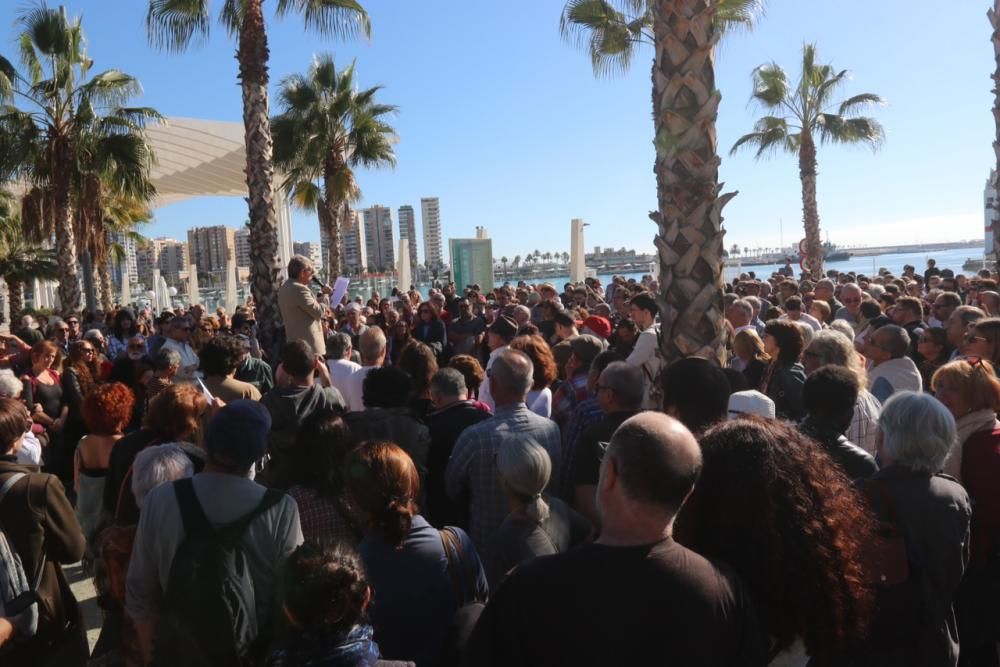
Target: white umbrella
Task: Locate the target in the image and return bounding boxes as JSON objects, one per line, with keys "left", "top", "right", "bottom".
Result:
{"left": 225, "top": 257, "right": 237, "bottom": 312}
{"left": 187, "top": 263, "right": 199, "bottom": 307}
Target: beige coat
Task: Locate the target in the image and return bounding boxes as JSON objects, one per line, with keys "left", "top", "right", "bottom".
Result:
{"left": 278, "top": 279, "right": 326, "bottom": 356}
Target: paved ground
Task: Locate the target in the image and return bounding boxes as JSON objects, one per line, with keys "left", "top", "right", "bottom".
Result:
{"left": 65, "top": 562, "right": 102, "bottom": 652}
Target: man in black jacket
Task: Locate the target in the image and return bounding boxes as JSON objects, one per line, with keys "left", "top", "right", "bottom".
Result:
{"left": 800, "top": 366, "right": 878, "bottom": 481}
{"left": 423, "top": 368, "right": 489, "bottom": 527}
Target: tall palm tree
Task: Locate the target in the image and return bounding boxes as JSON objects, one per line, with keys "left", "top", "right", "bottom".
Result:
{"left": 991, "top": 1, "right": 1000, "bottom": 267}
{"left": 730, "top": 43, "right": 884, "bottom": 277}
{"left": 0, "top": 191, "right": 59, "bottom": 321}
{"left": 97, "top": 196, "right": 152, "bottom": 310}
{"left": 500, "top": 256, "right": 509, "bottom": 276}
{"left": 146, "top": 0, "right": 371, "bottom": 350}
{"left": 561, "top": 0, "right": 762, "bottom": 365}
{"left": 272, "top": 55, "right": 396, "bottom": 280}
{"left": 0, "top": 3, "right": 159, "bottom": 314}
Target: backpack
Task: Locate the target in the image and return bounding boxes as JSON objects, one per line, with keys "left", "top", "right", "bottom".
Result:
{"left": 154, "top": 478, "right": 284, "bottom": 667}
{"left": 641, "top": 324, "right": 666, "bottom": 410}
{"left": 0, "top": 473, "right": 44, "bottom": 653}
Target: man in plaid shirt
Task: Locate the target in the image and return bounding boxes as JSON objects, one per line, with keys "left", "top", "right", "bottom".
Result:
{"left": 445, "top": 349, "right": 561, "bottom": 549}
{"left": 551, "top": 335, "right": 607, "bottom": 428}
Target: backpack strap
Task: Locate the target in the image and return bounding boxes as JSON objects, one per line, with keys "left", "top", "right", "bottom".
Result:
{"left": 0, "top": 472, "right": 26, "bottom": 504}
{"left": 0, "top": 472, "right": 45, "bottom": 588}
{"left": 173, "top": 478, "right": 212, "bottom": 538}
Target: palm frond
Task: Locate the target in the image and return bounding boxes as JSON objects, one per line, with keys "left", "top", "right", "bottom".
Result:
{"left": 716, "top": 0, "right": 765, "bottom": 33}
{"left": 276, "top": 0, "right": 372, "bottom": 41}
{"left": 146, "top": 0, "right": 210, "bottom": 52}
{"left": 817, "top": 114, "right": 884, "bottom": 149}
{"left": 750, "top": 63, "right": 789, "bottom": 108}
{"left": 560, "top": 0, "right": 650, "bottom": 79}
{"left": 730, "top": 116, "right": 795, "bottom": 158}
{"left": 837, "top": 93, "right": 885, "bottom": 117}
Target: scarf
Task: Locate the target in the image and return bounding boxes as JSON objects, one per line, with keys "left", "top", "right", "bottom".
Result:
{"left": 943, "top": 408, "right": 1000, "bottom": 482}
{"left": 267, "top": 625, "right": 381, "bottom": 667}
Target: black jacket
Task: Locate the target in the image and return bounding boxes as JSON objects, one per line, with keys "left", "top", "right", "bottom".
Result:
{"left": 424, "top": 401, "right": 490, "bottom": 528}
{"left": 763, "top": 362, "right": 806, "bottom": 421}
{"left": 800, "top": 419, "right": 878, "bottom": 481}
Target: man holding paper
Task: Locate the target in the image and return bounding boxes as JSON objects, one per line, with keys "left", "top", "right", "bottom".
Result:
{"left": 278, "top": 255, "right": 331, "bottom": 357}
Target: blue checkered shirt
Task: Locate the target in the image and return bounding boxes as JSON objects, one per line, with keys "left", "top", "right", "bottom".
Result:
{"left": 445, "top": 403, "right": 561, "bottom": 549}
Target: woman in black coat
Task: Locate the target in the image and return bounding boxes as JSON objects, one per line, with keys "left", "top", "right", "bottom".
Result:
{"left": 412, "top": 301, "right": 447, "bottom": 360}
{"left": 760, "top": 319, "right": 807, "bottom": 420}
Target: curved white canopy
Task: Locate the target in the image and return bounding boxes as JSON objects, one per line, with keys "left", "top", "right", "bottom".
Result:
{"left": 147, "top": 116, "right": 294, "bottom": 274}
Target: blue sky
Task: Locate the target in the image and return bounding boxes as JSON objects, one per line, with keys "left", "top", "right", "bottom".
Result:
{"left": 9, "top": 0, "right": 994, "bottom": 261}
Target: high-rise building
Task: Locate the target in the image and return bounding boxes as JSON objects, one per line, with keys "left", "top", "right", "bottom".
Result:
{"left": 398, "top": 205, "right": 419, "bottom": 270}
{"left": 136, "top": 238, "right": 188, "bottom": 287}
{"left": 234, "top": 227, "right": 251, "bottom": 268}
{"left": 293, "top": 241, "right": 322, "bottom": 268}
{"left": 363, "top": 205, "right": 395, "bottom": 272}
{"left": 188, "top": 225, "right": 237, "bottom": 282}
{"left": 340, "top": 210, "right": 367, "bottom": 273}
{"left": 421, "top": 197, "right": 443, "bottom": 270}
{"left": 108, "top": 231, "right": 139, "bottom": 287}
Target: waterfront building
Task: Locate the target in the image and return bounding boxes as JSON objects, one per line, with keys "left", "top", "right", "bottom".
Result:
{"left": 188, "top": 226, "right": 237, "bottom": 285}
{"left": 398, "top": 204, "right": 419, "bottom": 270}
{"left": 421, "top": 197, "right": 443, "bottom": 270}
{"left": 293, "top": 241, "right": 322, "bottom": 269}
{"left": 234, "top": 226, "right": 251, "bottom": 268}
{"left": 137, "top": 238, "right": 188, "bottom": 287}
{"left": 363, "top": 205, "right": 395, "bottom": 272}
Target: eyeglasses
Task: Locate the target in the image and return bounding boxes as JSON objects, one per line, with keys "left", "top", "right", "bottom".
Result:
{"left": 79, "top": 347, "right": 95, "bottom": 354}
{"left": 66, "top": 320, "right": 79, "bottom": 325}
{"left": 966, "top": 333, "right": 989, "bottom": 343}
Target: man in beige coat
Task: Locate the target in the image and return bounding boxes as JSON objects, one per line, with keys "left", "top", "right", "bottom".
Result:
{"left": 278, "top": 255, "right": 331, "bottom": 357}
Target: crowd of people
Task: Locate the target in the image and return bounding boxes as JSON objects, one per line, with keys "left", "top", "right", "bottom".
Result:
{"left": 0, "top": 252, "right": 999, "bottom": 666}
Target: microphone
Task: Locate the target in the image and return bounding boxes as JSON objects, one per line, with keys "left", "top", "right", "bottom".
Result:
{"left": 311, "top": 276, "right": 331, "bottom": 291}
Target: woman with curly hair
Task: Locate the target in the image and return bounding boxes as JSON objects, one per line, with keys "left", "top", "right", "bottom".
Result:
{"left": 760, "top": 320, "right": 807, "bottom": 420}
{"left": 448, "top": 354, "right": 491, "bottom": 412}
{"left": 347, "top": 441, "right": 487, "bottom": 665}
{"left": 508, "top": 334, "right": 558, "bottom": 418}
{"left": 74, "top": 382, "right": 135, "bottom": 545}
{"left": 732, "top": 329, "right": 771, "bottom": 391}
{"left": 267, "top": 541, "right": 406, "bottom": 666}
{"left": 676, "top": 417, "right": 874, "bottom": 664}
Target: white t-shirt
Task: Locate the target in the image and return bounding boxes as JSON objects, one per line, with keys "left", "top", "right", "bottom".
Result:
{"left": 15, "top": 430, "right": 42, "bottom": 466}
{"left": 327, "top": 358, "right": 362, "bottom": 396}
{"left": 526, "top": 387, "right": 553, "bottom": 418}
{"left": 626, "top": 325, "right": 663, "bottom": 410}
{"left": 343, "top": 365, "right": 378, "bottom": 412}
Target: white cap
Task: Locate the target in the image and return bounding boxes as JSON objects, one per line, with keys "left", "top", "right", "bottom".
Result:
{"left": 728, "top": 390, "right": 776, "bottom": 420}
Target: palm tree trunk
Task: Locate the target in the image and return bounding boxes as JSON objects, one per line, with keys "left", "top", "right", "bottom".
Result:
{"left": 990, "top": 1, "right": 1000, "bottom": 269}
{"left": 80, "top": 248, "right": 97, "bottom": 316}
{"left": 238, "top": 0, "right": 280, "bottom": 354}
{"left": 317, "top": 202, "right": 334, "bottom": 281}
{"left": 798, "top": 130, "right": 824, "bottom": 278}
{"left": 52, "top": 138, "right": 81, "bottom": 314}
{"left": 6, "top": 279, "right": 23, "bottom": 324}
{"left": 98, "top": 253, "right": 113, "bottom": 312}
{"left": 650, "top": 0, "right": 732, "bottom": 366}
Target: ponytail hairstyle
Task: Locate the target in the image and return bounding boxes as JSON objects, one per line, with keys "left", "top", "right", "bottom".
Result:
{"left": 496, "top": 440, "right": 551, "bottom": 524}
{"left": 346, "top": 441, "right": 420, "bottom": 548}
{"left": 282, "top": 541, "right": 370, "bottom": 636}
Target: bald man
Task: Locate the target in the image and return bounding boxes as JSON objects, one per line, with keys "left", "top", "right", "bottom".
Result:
{"left": 470, "top": 413, "right": 766, "bottom": 666}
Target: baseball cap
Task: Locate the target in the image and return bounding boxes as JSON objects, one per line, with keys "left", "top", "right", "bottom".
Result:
{"left": 204, "top": 400, "right": 271, "bottom": 469}
{"left": 727, "top": 390, "right": 776, "bottom": 420}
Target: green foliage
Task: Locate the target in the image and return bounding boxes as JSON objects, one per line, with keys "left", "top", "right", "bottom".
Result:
{"left": 147, "top": 0, "right": 370, "bottom": 52}
{"left": 272, "top": 54, "right": 397, "bottom": 213}
{"left": 731, "top": 43, "right": 885, "bottom": 158}
{"left": 560, "top": 0, "right": 764, "bottom": 77}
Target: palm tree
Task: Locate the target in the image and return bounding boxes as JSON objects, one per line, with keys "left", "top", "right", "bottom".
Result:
{"left": 561, "top": 0, "right": 762, "bottom": 365}
{"left": 0, "top": 191, "right": 59, "bottom": 322}
{"left": 146, "top": 0, "right": 371, "bottom": 349}
{"left": 991, "top": 1, "right": 1000, "bottom": 266}
{"left": 272, "top": 55, "right": 396, "bottom": 280}
{"left": 731, "top": 43, "right": 884, "bottom": 277}
{"left": 500, "top": 256, "right": 509, "bottom": 276}
{"left": 513, "top": 254, "right": 522, "bottom": 270}
{"left": 0, "top": 3, "right": 159, "bottom": 314}
{"left": 562, "top": 251, "right": 570, "bottom": 265}
{"left": 98, "top": 196, "right": 152, "bottom": 311}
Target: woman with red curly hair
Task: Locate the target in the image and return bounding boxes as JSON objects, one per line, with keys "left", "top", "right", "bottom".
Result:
{"left": 676, "top": 417, "right": 875, "bottom": 664}
{"left": 74, "top": 382, "right": 135, "bottom": 545}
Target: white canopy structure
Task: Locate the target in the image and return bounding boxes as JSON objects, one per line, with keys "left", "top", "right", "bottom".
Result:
{"left": 146, "top": 117, "right": 294, "bottom": 278}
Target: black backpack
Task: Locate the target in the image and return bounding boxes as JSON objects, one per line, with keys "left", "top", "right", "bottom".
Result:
{"left": 154, "top": 478, "right": 284, "bottom": 667}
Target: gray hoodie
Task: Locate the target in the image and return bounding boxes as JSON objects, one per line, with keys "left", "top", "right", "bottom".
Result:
{"left": 261, "top": 384, "right": 346, "bottom": 453}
